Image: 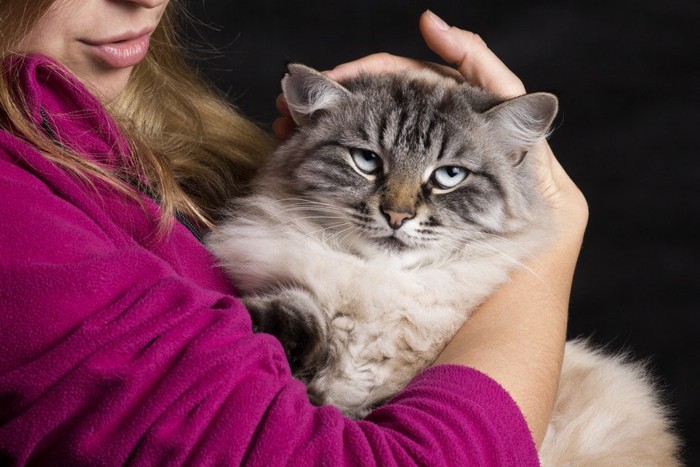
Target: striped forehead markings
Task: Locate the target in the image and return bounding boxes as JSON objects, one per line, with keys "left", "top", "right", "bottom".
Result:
{"left": 393, "top": 108, "right": 409, "bottom": 149}
{"left": 437, "top": 133, "right": 448, "bottom": 161}
{"left": 378, "top": 112, "right": 388, "bottom": 149}
{"left": 424, "top": 115, "right": 438, "bottom": 151}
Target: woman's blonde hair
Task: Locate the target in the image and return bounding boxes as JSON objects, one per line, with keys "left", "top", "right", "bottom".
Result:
{"left": 0, "top": 0, "right": 275, "bottom": 231}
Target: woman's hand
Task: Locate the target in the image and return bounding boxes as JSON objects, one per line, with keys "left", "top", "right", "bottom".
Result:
{"left": 324, "top": 12, "right": 525, "bottom": 98}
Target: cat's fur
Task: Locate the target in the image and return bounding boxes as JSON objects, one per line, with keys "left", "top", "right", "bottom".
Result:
{"left": 207, "top": 65, "right": 680, "bottom": 465}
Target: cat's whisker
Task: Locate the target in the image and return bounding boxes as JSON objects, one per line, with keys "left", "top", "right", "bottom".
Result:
{"left": 438, "top": 229, "right": 499, "bottom": 252}
{"left": 334, "top": 230, "right": 358, "bottom": 249}
{"left": 441, "top": 233, "right": 544, "bottom": 284}
{"left": 445, "top": 233, "right": 521, "bottom": 262}
{"left": 439, "top": 231, "right": 521, "bottom": 264}
{"left": 278, "top": 209, "right": 353, "bottom": 229}
{"left": 325, "top": 224, "right": 359, "bottom": 247}
{"left": 278, "top": 205, "right": 346, "bottom": 216}
{"left": 281, "top": 215, "right": 348, "bottom": 225}
{"left": 297, "top": 225, "right": 354, "bottom": 247}
{"left": 439, "top": 234, "right": 501, "bottom": 261}
{"left": 426, "top": 239, "right": 452, "bottom": 257}
{"left": 308, "top": 221, "right": 354, "bottom": 237}
{"left": 447, "top": 230, "right": 540, "bottom": 271}
{"left": 277, "top": 197, "right": 343, "bottom": 208}
{"left": 478, "top": 231, "right": 541, "bottom": 265}
{"left": 276, "top": 199, "right": 347, "bottom": 212}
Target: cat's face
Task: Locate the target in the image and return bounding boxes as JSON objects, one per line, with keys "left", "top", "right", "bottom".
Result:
{"left": 266, "top": 65, "right": 557, "bottom": 257}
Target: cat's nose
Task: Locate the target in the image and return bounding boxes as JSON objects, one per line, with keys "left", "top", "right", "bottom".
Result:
{"left": 381, "top": 207, "right": 415, "bottom": 230}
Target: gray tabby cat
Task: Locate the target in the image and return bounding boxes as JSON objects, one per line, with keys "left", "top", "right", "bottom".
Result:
{"left": 207, "top": 64, "right": 679, "bottom": 465}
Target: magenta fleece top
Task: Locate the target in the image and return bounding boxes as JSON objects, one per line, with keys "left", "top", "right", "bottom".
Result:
{"left": 0, "top": 55, "right": 539, "bottom": 466}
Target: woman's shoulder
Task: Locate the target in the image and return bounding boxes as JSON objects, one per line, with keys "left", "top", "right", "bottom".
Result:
{"left": 2, "top": 54, "right": 130, "bottom": 166}
{"left": 0, "top": 53, "right": 141, "bottom": 248}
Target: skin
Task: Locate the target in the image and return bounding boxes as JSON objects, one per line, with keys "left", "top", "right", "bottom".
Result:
{"left": 276, "top": 11, "right": 588, "bottom": 447}
{"left": 14, "top": 0, "right": 170, "bottom": 101}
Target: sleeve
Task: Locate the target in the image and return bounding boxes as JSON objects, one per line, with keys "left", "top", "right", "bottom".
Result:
{"left": 0, "top": 153, "right": 538, "bottom": 466}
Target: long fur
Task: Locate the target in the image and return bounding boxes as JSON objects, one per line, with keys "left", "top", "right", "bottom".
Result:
{"left": 207, "top": 65, "right": 680, "bottom": 465}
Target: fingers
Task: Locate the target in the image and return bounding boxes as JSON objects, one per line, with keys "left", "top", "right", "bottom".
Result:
{"left": 327, "top": 55, "right": 465, "bottom": 83}
{"left": 325, "top": 53, "right": 425, "bottom": 82}
{"left": 419, "top": 10, "right": 526, "bottom": 98}
{"left": 273, "top": 94, "right": 295, "bottom": 140}
{"left": 325, "top": 12, "right": 525, "bottom": 98}
{"left": 276, "top": 93, "right": 289, "bottom": 116}
{"left": 272, "top": 116, "right": 295, "bottom": 141}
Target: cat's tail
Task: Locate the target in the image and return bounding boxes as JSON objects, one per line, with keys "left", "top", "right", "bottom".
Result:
{"left": 538, "top": 339, "right": 682, "bottom": 466}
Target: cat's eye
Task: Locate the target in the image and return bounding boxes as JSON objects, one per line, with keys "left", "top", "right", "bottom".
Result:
{"left": 432, "top": 166, "right": 469, "bottom": 190}
{"left": 350, "top": 148, "right": 381, "bottom": 174}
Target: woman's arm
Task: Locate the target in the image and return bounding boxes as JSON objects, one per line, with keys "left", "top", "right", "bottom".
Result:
{"left": 322, "top": 11, "right": 589, "bottom": 447}
{"left": 435, "top": 199, "right": 585, "bottom": 447}
{"left": 0, "top": 143, "right": 538, "bottom": 465}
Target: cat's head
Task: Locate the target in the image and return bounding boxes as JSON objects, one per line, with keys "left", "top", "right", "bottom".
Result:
{"left": 264, "top": 63, "right": 557, "bottom": 257}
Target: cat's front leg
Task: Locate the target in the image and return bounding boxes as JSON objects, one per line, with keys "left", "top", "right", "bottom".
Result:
{"left": 243, "top": 288, "right": 329, "bottom": 379}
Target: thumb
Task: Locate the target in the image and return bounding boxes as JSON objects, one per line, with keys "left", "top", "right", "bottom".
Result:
{"left": 419, "top": 10, "right": 526, "bottom": 98}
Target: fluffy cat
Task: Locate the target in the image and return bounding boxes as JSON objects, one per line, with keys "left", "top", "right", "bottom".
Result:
{"left": 206, "top": 64, "right": 680, "bottom": 465}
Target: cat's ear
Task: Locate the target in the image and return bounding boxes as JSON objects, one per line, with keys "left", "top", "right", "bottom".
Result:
{"left": 281, "top": 63, "right": 351, "bottom": 125}
{"left": 484, "top": 92, "right": 559, "bottom": 156}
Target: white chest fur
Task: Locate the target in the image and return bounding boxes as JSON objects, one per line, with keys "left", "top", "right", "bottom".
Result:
{"left": 207, "top": 195, "right": 540, "bottom": 416}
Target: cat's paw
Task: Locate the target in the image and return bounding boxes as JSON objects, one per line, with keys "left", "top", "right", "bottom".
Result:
{"left": 243, "top": 289, "right": 328, "bottom": 377}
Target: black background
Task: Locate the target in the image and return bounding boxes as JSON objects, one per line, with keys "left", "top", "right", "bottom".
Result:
{"left": 183, "top": 0, "right": 700, "bottom": 462}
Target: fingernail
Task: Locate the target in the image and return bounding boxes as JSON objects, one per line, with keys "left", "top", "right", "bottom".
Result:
{"left": 426, "top": 10, "right": 450, "bottom": 31}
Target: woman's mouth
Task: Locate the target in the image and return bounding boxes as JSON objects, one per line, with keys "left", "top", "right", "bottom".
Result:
{"left": 83, "top": 32, "right": 152, "bottom": 69}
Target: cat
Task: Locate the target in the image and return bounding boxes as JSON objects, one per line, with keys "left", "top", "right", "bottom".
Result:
{"left": 206, "top": 64, "right": 680, "bottom": 465}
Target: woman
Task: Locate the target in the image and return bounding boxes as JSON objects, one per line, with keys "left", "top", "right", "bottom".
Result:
{"left": 0, "top": 0, "right": 587, "bottom": 464}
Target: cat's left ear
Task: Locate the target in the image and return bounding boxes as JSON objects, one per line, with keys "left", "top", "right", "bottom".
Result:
{"left": 282, "top": 63, "right": 351, "bottom": 126}
{"left": 484, "top": 92, "right": 559, "bottom": 156}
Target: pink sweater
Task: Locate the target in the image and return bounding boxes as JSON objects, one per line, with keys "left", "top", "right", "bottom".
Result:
{"left": 0, "top": 55, "right": 539, "bottom": 466}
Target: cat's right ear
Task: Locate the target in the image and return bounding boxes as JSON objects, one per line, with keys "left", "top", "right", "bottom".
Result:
{"left": 282, "top": 64, "right": 351, "bottom": 126}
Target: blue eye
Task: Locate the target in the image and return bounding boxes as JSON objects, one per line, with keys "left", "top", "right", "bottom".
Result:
{"left": 350, "top": 148, "right": 381, "bottom": 174}
{"left": 432, "top": 166, "right": 469, "bottom": 189}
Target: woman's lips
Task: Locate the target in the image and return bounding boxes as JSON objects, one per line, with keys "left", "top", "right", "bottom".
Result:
{"left": 85, "top": 33, "right": 152, "bottom": 69}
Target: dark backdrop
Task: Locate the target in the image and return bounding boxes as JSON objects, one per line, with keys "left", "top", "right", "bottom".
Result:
{"left": 183, "top": 0, "right": 700, "bottom": 462}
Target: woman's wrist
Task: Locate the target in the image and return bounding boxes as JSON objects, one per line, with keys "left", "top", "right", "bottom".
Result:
{"left": 534, "top": 142, "right": 589, "bottom": 240}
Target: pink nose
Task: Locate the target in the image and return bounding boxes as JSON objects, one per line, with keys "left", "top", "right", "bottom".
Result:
{"left": 381, "top": 208, "right": 415, "bottom": 230}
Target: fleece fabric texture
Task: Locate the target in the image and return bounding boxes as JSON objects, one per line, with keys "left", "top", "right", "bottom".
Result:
{"left": 0, "top": 55, "right": 539, "bottom": 466}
